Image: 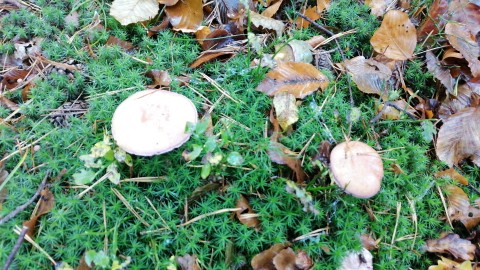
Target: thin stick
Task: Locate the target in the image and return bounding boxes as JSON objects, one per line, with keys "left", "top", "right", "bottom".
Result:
{"left": 13, "top": 225, "right": 56, "bottom": 265}
{"left": 406, "top": 196, "right": 418, "bottom": 250}
{"left": 103, "top": 200, "right": 108, "bottom": 253}
{"left": 145, "top": 196, "right": 171, "bottom": 231}
{"left": 0, "top": 172, "right": 49, "bottom": 225}
{"left": 2, "top": 226, "right": 28, "bottom": 270}
{"left": 76, "top": 172, "right": 110, "bottom": 199}
{"left": 437, "top": 184, "right": 453, "bottom": 229}
{"left": 0, "top": 151, "right": 29, "bottom": 194}
{"left": 0, "top": 129, "right": 55, "bottom": 163}
{"left": 112, "top": 188, "right": 150, "bottom": 227}
{"left": 200, "top": 72, "right": 242, "bottom": 104}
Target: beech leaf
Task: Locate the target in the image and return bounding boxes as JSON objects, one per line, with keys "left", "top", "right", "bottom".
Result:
{"left": 428, "top": 257, "right": 473, "bottom": 270}
{"left": 176, "top": 254, "right": 200, "bottom": 270}
{"left": 366, "top": 0, "right": 396, "bottom": 16}
{"left": 342, "top": 56, "right": 391, "bottom": 98}
{"left": 425, "top": 233, "right": 475, "bottom": 261}
{"left": 438, "top": 81, "right": 480, "bottom": 119}
{"left": 273, "top": 92, "right": 298, "bottom": 131}
{"left": 257, "top": 62, "right": 329, "bottom": 98}
{"left": 268, "top": 142, "right": 306, "bottom": 183}
{"left": 109, "top": 0, "right": 159, "bottom": 25}
{"left": 165, "top": 0, "right": 203, "bottom": 33}
{"left": 445, "top": 22, "right": 480, "bottom": 77}
{"left": 236, "top": 195, "right": 261, "bottom": 230}
{"left": 445, "top": 185, "right": 480, "bottom": 230}
{"left": 370, "top": 10, "right": 417, "bottom": 60}
{"left": 436, "top": 107, "right": 480, "bottom": 167}
{"left": 425, "top": 51, "right": 455, "bottom": 95}
{"left": 250, "top": 11, "right": 285, "bottom": 36}
{"left": 434, "top": 168, "right": 468, "bottom": 185}
{"left": 23, "top": 187, "right": 55, "bottom": 237}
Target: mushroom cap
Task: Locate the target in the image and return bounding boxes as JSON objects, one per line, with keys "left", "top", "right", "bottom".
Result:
{"left": 111, "top": 89, "right": 198, "bottom": 156}
{"left": 330, "top": 141, "right": 383, "bottom": 198}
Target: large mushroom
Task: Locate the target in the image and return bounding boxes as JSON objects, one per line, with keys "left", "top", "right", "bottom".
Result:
{"left": 329, "top": 141, "right": 384, "bottom": 198}
{"left": 111, "top": 89, "right": 198, "bottom": 156}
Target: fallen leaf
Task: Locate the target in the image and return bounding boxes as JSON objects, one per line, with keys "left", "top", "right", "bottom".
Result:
{"left": 376, "top": 100, "right": 415, "bottom": 120}
{"left": 236, "top": 195, "right": 260, "bottom": 230}
{"left": 366, "top": 0, "right": 396, "bottom": 16}
{"left": 295, "top": 6, "right": 321, "bottom": 29}
{"left": 370, "top": 10, "right": 417, "bottom": 60}
{"left": 445, "top": 22, "right": 480, "bottom": 78}
{"left": 251, "top": 243, "right": 291, "bottom": 270}
{"left": 195, "top": 26, "right": 211, "bottom": 46}
{"left": 428, "top": 256, "right": 472, "bottom": 270}
{"left": 389, "top": 163, "right": 404, "bottom": 174}
{"left": 448, "top": 0, "right": 480, "bottom": 35}
{"left": 145, "top": 70, "right": 172, "bottom": 88}
{"left": 426, "top": 233, "right": 475, "bottom": 261}
{"left": 436, "top": 107, "right": 480, "bottom": 167}
{"left": 274, "top": 40, "right": 313, "bottom": 63}
{"left": 339, "top": 248, "right": 373, "bottom": 270}
{"left": 189, "top": 50, "right": 236, "bottom": 68}
{"left": 165, "top": 0, "right": 203, "bottom": 33}
{"left": 250, "top": 11, "right": 285, "bottom": 36}
{"left": 256, "top": 62, "right": 329, "bottom": 98}
{"left": 435, "top": 168, "right": 468, "bottom": 185}
{"left": 273, "top": 92, "right": 298, "bottom": 131}
{"left": 147, "top": 18, "right": 170, "bottom": 37}
{"left": 294, "top": 250, "right": 313, "bottom": 269}
{"left": 317, "top": 0, "right": 330, "bottom": 12}
{"left": 106, "top": 36, "right": 134, "bottom": 51}
{"left": 438, "top": 81, "right": 480, "bottom": 119}
{"left": 200, "top": 29, "right": 234, "bottom": 51}
{"left": 261, "top": 0, "right": 282, "bottom": 18}
{"left": 426, "top": 51, "right": 455, "bottom": 95}
{"left": 306, "top": 35, "right": 326, "bottom": 48}
{"left": 1, "top": 68, "right": 30, "bottom": 90}
{"left": 215, "top": 0, "right": 249, "bottom": 24}
{"left": 445, "top": 185, "right": 480, "bottom": 230}
{"left": 342, "top": 56, "right": 391, "bottom": 99}
{"left": 272, "top": 248, "right": 297, "bottom": 270}
{"left": 0, "top": 96, "right": 19, "bottom": 111}
{"left": 417, "top": 0, "right": 449, "bottom": 38}
{"left": 23, "top": 187, "right": 55, "bottom": 237}
{"left": 176, "top": 254, "right": 200, "bottom": 270}
{"left": 360, "top": 234, "right": 380, "bottom": 250}
{"left": 268, "top": 142, "right": 306, "bottom": 183}
{"left": 109, "top": 0, "right": 159, "bottom": 25}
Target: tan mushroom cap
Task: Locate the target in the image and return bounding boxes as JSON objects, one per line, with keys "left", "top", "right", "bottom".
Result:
{"left": 330, "top": 141, "right": 384, "bottom": 198}
{"left": 111, "top": 89, "right": 198, "bottom": 156}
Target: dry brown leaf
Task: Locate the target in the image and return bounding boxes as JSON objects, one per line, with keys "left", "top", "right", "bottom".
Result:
{"left": 256, "top": 62, "right": 329, "bottom": 98}
{"left": 446, "top": 185, "right": 480, "bottom": 230}
{"left": 438, "top": 81, "right": 480, "bottom": 119}
{"left": 236, "top": 195, "right": 260, "bottom": 230}
{"left": 445, "top": 22, "right": 480, "bottom": 78}
{"left": 158, "top": 0, "right": 179, "bottom": 6}
{"left": 250, "top": 11, "right": 285, "bottom": 36}
{"left": 306, "top": 35, "right": 326, "bottom": 48}
{"left": 317, "top": 0, "right": 330, "bottom": 12}
{"left": 339, "top": 248, "right": 373, "bottom": 270}
{"left": 261, "top": 0, "right": 282, "bottom": 18}
{"left": 428, "top": 256, "right": 473, "bottom": 270}
{"left": 366, "top": 0, "right": 396, "bottom": 16}
{"left": 268, "top": 142, "right": 306, "bottom": 183}
{"left": 189, "top": 51, "right": 236, "bottom": 68}
{"left": 295, "top": 6, "right": 321, "bottom": 29}
{"left": 435, "top": 168, "right": 468, "bottom": 185}
{"left": 195, "top": 26, "right": 211, "bottom": 46}
{"left": 274, "top": 40, "right": 313, "bottom": 63}
{"left": 109, "top": 0, "right": 159, "bottom": 25}
{"left": 216, "top": 0, "right": 250, "bottom": 24}
{"left": 165, "top": 0, "right": 203, "bottom": 33}
{"left": 23, "top": 187, "right": 55, "bottom": 237}
{"left": 272, "top": 248, "right": 297, "bottom": 270}
{"left": 0, "top": 96, "right": 19, "bottom": 111}
{"left": 389, "top": 163, "right": 404, "bottom": 174}
{"left": 426, "top": 51, "right": 455, "bottom": 95}
{"left": 200, "top": 29, "right": 234, "bottom": 51}
{"left": 436, "top": 107, "right": 480, "bottom": 167}
{"left": 370, "top": 10, "right": 417, "bottom": 60}
{"left": 426, "top": 233, "right": 475, "bottom": 260}
{"left": 147, "top": 18, "right": 170, "bottom": 37}
{"left": 251, "top": 243, "right": 291, "bottom": 270}
{"left": 376, "top": 100, "right": 416, "bottom": 120}
{"left": 273, "top": 92, "right": 298, "bottom": 131}
{"left": 145, "top": 70, "right": 172, "bottom": 88}
{"left": 360, "top": 234, "right": 380, "bottom": 250}
{"left": 106, "top": 36, "right": 134, "bottom": 51}
{"left": 417, "top": 0, "right": 449, "bottom": 38}
{"left": 448, "top": 0, "right": 480, "bottom": 35}
{"left": 342, "top": 56, "right": 391, "bottom": 99}
{"left": 1, "top": 68, "right": 30, "bottom": 90}
{"left": 176, "top": 254, "right": 201, "bottom": 270}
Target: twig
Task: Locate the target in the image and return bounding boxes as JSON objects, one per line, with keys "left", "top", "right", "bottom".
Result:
{"left": 13, "top": 225, "right": 56, "bottom": 265}
{"left": 2, "top": 226, "right": 29, "bottom": 270}
{"left": 0, "top": 171, "right": 49, "bottom": 225}
{"left": 371, "top": 101, "right": 417, "bottom": 124}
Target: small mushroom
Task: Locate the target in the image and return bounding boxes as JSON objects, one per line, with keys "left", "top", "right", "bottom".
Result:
{"left": 329, "top": 141, "right": 384, "bottom": 198}
{"left": 111, "top": 89, "right": 198, "bottom": 156}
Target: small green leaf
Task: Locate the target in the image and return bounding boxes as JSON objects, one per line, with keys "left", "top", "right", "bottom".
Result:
{"left": 349, "top": 107, "right": 361, "bottom": 123}
{"left": 227, "top": 152, "right": 244, "bottom": 166}
{"left": 114, "top": 148, "right": 127, "bottom": 163}
{"left": 421, "top": 121, "right": 436, "bottom": 142}
{"left": 204, "top": 136, "right": 217, "bottom": 152}
{"left": 182, "top": 144, "right": 203, "bottom": 161}
{"left": 85, "top": 250, "right": 97, "bottom": 267}
{"left": 55, "top": 262, "right": 74, "bottom": 270}
{"left": 207, "top": 152, "right": 223, "bottom": 165}
{"left": 194, "top": 118, "right": 209, "bottom": 135}
{"left": 201, "top": 163, "right": 211, "bottom": 179}
{"left": 93, "top": 250, "right": 110, "bottom": 268}
{"left": 79, "top": 154, "right": 103, "bottom": 168}
{"left": 73, "top": 170, "right": 96, "bottom": 185}
{"left": 104, "top": 149, "right": 115, "bottom": 161}
{"left": 107, "top": 163, "right": 120, "bottom": 184}
{"left": 91, "top": 141, "right": 112, "bottom": 158}
{"left": 125, "top": 154, "right": 133, "bottom": 167}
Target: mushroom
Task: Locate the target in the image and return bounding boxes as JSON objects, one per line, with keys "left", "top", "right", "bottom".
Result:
{"left": 111, "top": 89, "right": 198, "bottom": 156}
{"left": 329, "top": 141, "right": 384, "bottom": 198}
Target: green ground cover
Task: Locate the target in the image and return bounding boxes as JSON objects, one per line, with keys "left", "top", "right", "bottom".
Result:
{"left": 1, "top": 0, "right": 479, "bottom": 269}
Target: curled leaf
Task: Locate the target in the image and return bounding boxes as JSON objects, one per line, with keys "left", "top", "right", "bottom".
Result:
{"left": 165, "top": 0, "right": 203, "bottom": 33}
{"left": 446, "top": 185, "right": 480, "bottom": 230}
{"left": 428, "top": 256, "right": 473, "bottom": 270}
{"left": 268, "top": 142, "right": 306, "bottom": 183}
{"left": 370, "top": 10, "right": 417, "bottom": 60}
{"left": 342, "top": 56, "right": 391, "bottom": 99}
{"left": 434, "top": 168, "right": 468, "bottom": 185}
{"left": 436, "top": 107, "right": 480, "bottom": 167}
{"left": 250, "top": 11, "right": 285, "bottom": 36}
{"left": 426, "top": 51, "right": 455, "bottom": 95}
{"left": 109, "top": 0, "right": 159, "bottom": 25}
{"left": 273, "top": 93, "right": 298, "bottom": 131}
{"left": 438, "top": 81, "right": 480, "bottom": 119}
{"left": 445, "top": 22, "right": 480, "bottom": 77}
{"left": 425, "top": 233, "right": 475, "bottom": 261}
{"left": 257, "top": 62, "right": 329, "bottom": 98}
{"left": 295, "top": 6, "right": 321, "bottom": 29}
{"left": 23, "top": 187, "right": 55, "bottom": 237}
{"left": 236, "top": 195, "right": 261, "bottom": 230}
